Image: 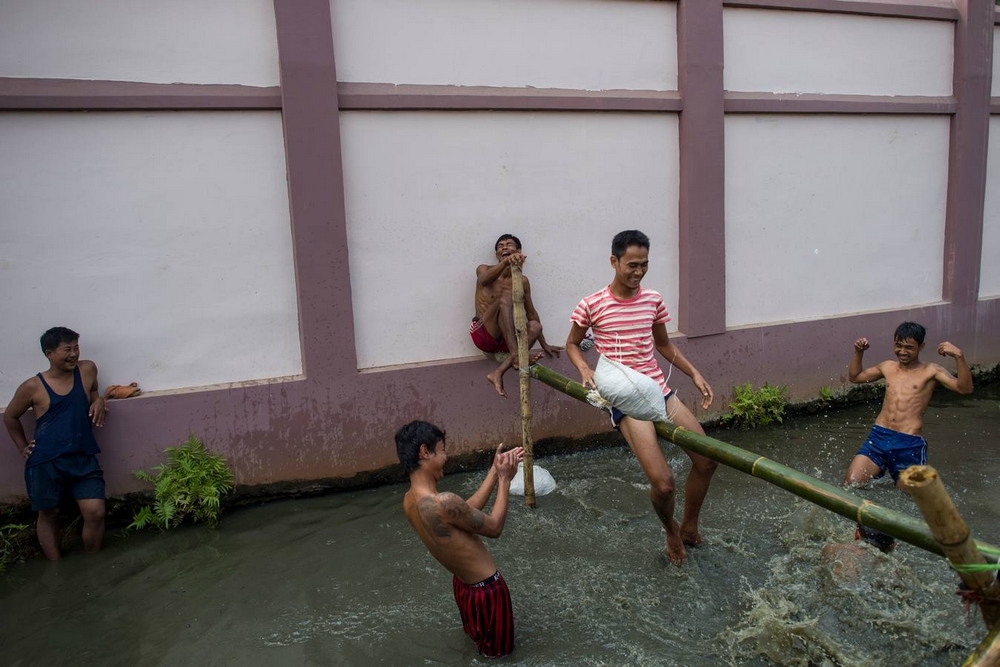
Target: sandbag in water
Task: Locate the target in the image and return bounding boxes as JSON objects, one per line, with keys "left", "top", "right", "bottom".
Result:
{"left": 509, "top": 463, "right": 556, "bottom": 496}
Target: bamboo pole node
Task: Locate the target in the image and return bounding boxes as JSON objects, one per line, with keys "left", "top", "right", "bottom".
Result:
{"left": 900, "top": 465, "right": 1000, "bottom": 629}
{"left": 750, "top": 456, "right": 766, "bottom": 476}
{"left": 855, "top": 499, "right": 876, "bottom": 525}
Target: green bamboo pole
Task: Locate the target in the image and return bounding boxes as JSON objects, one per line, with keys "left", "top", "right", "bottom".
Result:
{"left": 964, "top": 619, "right": 1000, "bottom": 666}
{"left": 529, "top": 363, "right": 1000, "bottom": 559}
{"left": 510, "top": 265, "right": 535, "bottom": 508}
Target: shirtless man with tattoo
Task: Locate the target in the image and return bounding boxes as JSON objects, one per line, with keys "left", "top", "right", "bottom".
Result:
{"left": 395, "top": 420, "right": 524, "bottom": 657}
{"left": 472, "top": 233, "right": 562, "bottom": 397}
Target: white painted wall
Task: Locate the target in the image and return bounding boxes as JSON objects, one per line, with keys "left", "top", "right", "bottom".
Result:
{"left": 0, "top": 112, "right": 301, "bottom": 403}
{"left": 725, "top": 115, "right": 950, "bottom": 327}
{"left": 724, "top": 9, "right": 953, "bottom": 96}
{"left": 982, "top": 117, "right": 1000, "bottom": 299}
{"left": 340, "top": 111, "right": 680, "bottom": 370}
{"left": 0, "top": 0, "right": 279, "bottom": 86}
{"left": 994, "top": 27, "right": 1000, "bottom": 98}
{"left": 330, "top": 0, "right": 677, "bottom": 91}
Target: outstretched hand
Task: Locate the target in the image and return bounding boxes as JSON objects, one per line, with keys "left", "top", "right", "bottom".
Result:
{"left": 541, "top": 342, "right": 564, "bottom": 358}
{"left": 693, "top": 374, "right": 714, "bottom": 410}
{"left": 503, "top": 252, "right": 526, "bottom": 269}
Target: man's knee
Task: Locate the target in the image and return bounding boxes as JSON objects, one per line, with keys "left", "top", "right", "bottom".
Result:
{"left": 79, "top": 500, "right": 106, "bottom": 523}
{"left": 649, "top": 474, "right": 676, "bottom": 502}
{"left": 689, "top": 454, "right": 718, "bottom": 476}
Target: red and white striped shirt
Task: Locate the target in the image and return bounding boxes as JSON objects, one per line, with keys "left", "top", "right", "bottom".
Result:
{"left": 570, "top": 286, "right": 672, "bottom": 394}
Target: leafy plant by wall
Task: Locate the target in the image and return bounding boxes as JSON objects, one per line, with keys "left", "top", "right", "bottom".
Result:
{"left": 721, "top": 382, "right": 789, "bottom": 429}
{"left": 128, "top": 435, "right": 235, "bottom": 532}
{"left": 0, "top": 523, "right": 32, "bottom": 574}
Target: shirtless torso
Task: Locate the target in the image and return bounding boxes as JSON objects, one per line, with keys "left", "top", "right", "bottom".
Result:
{"left": 403, "top": 489, "right": 499, "bottom": 584}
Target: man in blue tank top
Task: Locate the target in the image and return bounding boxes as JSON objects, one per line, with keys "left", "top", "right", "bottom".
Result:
{"left": 4, "top": 327, "right": 109, "bottom": 560}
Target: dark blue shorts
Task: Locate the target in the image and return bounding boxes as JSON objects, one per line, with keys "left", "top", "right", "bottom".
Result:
{"left": 610, "top": 391, "right": 675, "bottom": 429}
{"left": 856, "top": 425, "right": 927, "bottom": 482}
{"left": 25, "top": 453, "right": 106, "bottom": 511}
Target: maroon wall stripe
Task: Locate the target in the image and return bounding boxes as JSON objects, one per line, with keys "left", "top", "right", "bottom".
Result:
{"left": 337, "top": 83, "right": 683, "bottom": 112}
{"left": 0, "top": 78, "right": 281, "bottom": 110}
{"left": 942, "top": 0, "right": 993, "bottom": 307}
{"left": 725, "top": 92, "right": 957, "bottom": 114}
{"left": 677, "top": 0, "right": 727, "bottom": 337}
{"left": 273, "top": 0, "right": 357, "bottom": 377}
{"left": 724, "top": 0, "right": 957, "bottom": 21}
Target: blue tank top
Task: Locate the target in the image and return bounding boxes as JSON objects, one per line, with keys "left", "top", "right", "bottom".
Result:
{"left": 27, "top": 366, "right": 100, "bottom": 468}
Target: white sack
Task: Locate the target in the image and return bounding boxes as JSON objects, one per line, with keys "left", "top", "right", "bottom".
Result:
{"left": 509, "top": 463, "right": 556, "bottom": 496}
{"left": 593, "top": 354, "right": 669, "bottom": 423}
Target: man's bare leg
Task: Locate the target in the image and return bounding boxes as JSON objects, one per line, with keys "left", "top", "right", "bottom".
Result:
{"left": 619, "top": 417, "right": 687, "bottom": 565}
{"left": 667, "top": 396, "right": 718, "bottom": 546}
{"left": 36, "top": 509, "right": 61, "bottom": 561}
{"left": 843, "top": 455, "right": 880, "bottom": 488}
{"left": 77, "top": 498, "right": 105, "bottom": 554}
{"left": 485, "top": 310, "right": 545, "bottom": 397}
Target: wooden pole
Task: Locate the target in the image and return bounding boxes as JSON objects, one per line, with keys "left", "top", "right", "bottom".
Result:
{"left": 510, "top": 265, "right": 535, "bottom": 508}
{"left": 900, "top": 465, "right": 1000, "bottom": 629}
{"left": 528, "top": 362, "right": 1000, "bottom": 559}
{"left": 964, "top": 619, "right": 1000, "bottom": 667}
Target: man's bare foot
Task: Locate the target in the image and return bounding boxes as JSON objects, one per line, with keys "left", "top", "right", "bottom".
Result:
{"left": 681, "top": 528, "right": 704, "bottom": 547}
{"left": 486, "top": 370, "right": 506, "bottom": 398}
{"left": 665, "top": 533, "right": 688, "bottom": 565}
{"left": 510, "top": 351, "right": 545, "bottom": 370}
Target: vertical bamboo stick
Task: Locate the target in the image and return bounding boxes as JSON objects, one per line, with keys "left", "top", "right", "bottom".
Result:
{"left": 509, "top": 265, "right": 535, "bottom": 508}
{"left": 900, "top": 465, "right": 1000, "bottom": 629}
{"left": 964, "top": 619, "right": 1000, "bottom": 667}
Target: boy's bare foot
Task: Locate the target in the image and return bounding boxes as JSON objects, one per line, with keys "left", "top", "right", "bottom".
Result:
{"left": 510, "top": 351, "right": 545, "bottom": 370}
{"left": 665, "top": 533, "right": 688, "bottom": 565}
{"left": 486, "top": 370, "right": 506, "bottom": 398}
{"left": 681, "top": 528, "right": 704, "bottom": 547}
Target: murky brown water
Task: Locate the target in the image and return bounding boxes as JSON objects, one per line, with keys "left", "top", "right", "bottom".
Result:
{"left": 1, "top": 386, "right": 997, "bottom": 665}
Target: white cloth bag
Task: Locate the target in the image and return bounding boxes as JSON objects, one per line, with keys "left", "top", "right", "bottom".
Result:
{"left": 509, "top": 463, "right": 557, "bottom": 496}
{"left": 593, "top": 354, "right": 669, "bottom": 423}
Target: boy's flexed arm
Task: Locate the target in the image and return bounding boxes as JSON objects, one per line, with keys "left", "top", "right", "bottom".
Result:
{"left": 653, "top": 324, "right": 713, "bottom": 409}
{"left": 849, "top": 338, "right": 884, "bottom": 384}
{"left": 935, "top": 342, "right": 973, "bottom": 395}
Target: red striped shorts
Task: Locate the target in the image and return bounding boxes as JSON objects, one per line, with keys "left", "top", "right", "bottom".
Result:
{"left": 452, "top": 571, "right": 515, "bottom": 657}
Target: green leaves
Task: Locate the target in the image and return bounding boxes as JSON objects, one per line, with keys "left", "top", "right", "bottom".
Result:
{"left": 721, "top": 382, "right": 789, "bottom": 429}
{"left": 127, "top": 435, "right": 235, "bottom": 532}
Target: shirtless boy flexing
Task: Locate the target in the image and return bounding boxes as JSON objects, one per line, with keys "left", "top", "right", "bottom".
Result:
{"left": 396, "top": 420, "right": 524, "bottom": 657}
{"left": 844, "top": 321, "right": 973, "bottom": 489}
{"left": 472, "top": 234, "right": 562, "bottom": 397}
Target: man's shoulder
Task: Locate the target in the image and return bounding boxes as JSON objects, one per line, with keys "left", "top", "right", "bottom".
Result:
{"left": 14, "top": 375, "right": 43, "bottom": 396}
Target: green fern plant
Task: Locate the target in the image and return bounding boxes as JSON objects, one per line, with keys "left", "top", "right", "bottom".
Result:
{"left": 819, "top": 386, "right": 835, "bottom": 402}
{"left": 128, "top": 435, "right": 235, "bottom": 532}
{"left": 721, "top": 382, "right": 789, "bottom": 429}
{"left": 0, "top": 523, "right": 32, "bottom": 574}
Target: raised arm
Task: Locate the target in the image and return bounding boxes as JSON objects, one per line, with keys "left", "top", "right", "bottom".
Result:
{"left": 566, "top": 322, "right": 595, "bottom": 389}
{"left": 652, "top": 324, "right": 713, "bottom": 409}
{"left": 476, "top": 252, "right": 523, "bottom": 288}
{"left": 3, "top": 381, "right": 36, "bottom": 459}
{"left": 935, "top": 341, "right": 973, "bottom": 395}
{"left": 848, "top": 337, "right": 884, "bottom": 384}
{"left": 446, "top": 447, "right": 523, "bottom": 538}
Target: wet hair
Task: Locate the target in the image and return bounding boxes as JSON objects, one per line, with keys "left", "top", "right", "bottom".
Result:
{"left": 395, "top": 420, "right": 446, "bottom": 475}
{"left": 611, "top": 230, "right": 650, "bottom": 259}
{"left": 495, "top": 234, "right": 521, "bottom": 251}
{"left": 858, "top": 525, "right": 896, "bottom": 554}
{"left": 894, "top": 322, "right": 926, "bottom": 345}
{"left": 40, "top": 326, "right": 79, "bottom": 354}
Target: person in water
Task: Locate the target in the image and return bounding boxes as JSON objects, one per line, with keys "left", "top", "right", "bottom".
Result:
{"left": 844, "top": 321, "right": 972, "bottom": 550}
{"left": 845, "top": 321, "right": 972, "bottom": 488}
{"left": 396, "top": 420, "right": 523, "bottom": 657}
{"left": 565, "top": 229, "right": 717, "bottom": 566}
{"left": 472, "top": 233, "right": 562, "bottom": 397}
{"left": 4, "top": 327, "right": 108, "bottom": 560}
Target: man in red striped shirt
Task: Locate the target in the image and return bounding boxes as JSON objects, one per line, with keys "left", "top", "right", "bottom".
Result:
{"left": 396, "top": 420, "right": 523, "bottom": 657}
{"left": 566, "top": 230, "right": 717, "bottom": 565}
